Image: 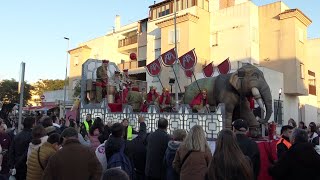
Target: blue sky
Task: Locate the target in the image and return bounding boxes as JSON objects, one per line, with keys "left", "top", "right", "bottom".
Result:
{"left": 0, "top": 0, "right": 319, "bottom": 83}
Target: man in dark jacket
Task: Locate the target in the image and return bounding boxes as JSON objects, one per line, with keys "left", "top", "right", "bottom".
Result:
{"left": 43, "top": 127, "right": 102, "bottom": 180}
{"left": 232, "top": 119, "right": 260, "bottom": 180}
{"left": 145, "top": 118, "right": 171, "bottom": 180}
{"left": 276, "top": 125, "right": 293, "bottom": 159}
{"left": 8, "top": 117, "right": 35, "bottom": 180}
{"left": 269, "top": 128, "right": 320, "bottom": 180}
{"left": 126, "top": 117, "right": 148, "bottom": 180}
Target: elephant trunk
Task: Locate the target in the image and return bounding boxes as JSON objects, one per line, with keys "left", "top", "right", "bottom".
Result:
{"left": 251, "top": 87, "right": 265, "bottom": 112}
{"left": 259, "top": 85, "right": 273, "bottom": 123}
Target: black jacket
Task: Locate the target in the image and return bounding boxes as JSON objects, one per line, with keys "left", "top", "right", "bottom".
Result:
{"left": 145, "top": 129, "right": 170, "bottom": 179}
{"left": 236, "top": 134, "right": 260, "bottom": 180}
{"left": 276, "top": 135, "right": 291, "bottom": 159}
{"left": 164, "top": 141, "right": 181, "bottom": 180}
{"left": 269, "top": 142, "right": 320, "bottom": 180}
{"left": 126, "top": 123, "right": 148, "bottom": 175}
{"left": 8, "top": 128, "right": 32, "bottom": 178}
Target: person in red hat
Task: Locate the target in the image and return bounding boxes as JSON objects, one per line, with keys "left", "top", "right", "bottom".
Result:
{"left": 190, "top": 89, "right": 209, "bottom": 113}
{"left": 156, "top": 88, "right": 174, "bottom": 112}
{"left": 141, "top": 86, "right": 159, "bottom": 112}
{"left": 96, "top": 60, "right": 109, "bottom": 102}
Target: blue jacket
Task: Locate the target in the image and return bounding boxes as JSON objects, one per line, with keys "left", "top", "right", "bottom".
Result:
{"left": 164, "top": 141, "right": 182, "bottom": 180}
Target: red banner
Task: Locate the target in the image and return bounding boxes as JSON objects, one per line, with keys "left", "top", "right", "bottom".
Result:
{"left": 160, "top": 48, "right": 177, "bottom": 66}
{"left": 145, "top": 58, "right": 162, "bottom": 77}
{"left": 123, "top": 69, "right": 129, "bottom": 78}
{"left": 178, "top": 49, "right": 197, "bottom": 71}
{"left": 217, "top": 58, "right": 231, "bottom": 75}
{"left": 203, "top": 62, "right": 214, "bottom": 78}
{"left": 185, "top": 69, "right": 193, "bottom": 79}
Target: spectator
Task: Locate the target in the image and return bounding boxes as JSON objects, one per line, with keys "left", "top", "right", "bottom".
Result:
{"left": 164, "top": 129, "right": 187, "bottom": 180}
{"left": 98, "top": 122, "right": 112, "bottom": 143}
{"left": 208, "top": 129, "right": 254, "bottom": 180}
{"left": 105, "top": 123, "right": 125, "bottom": 160}
{"left": 95, "top": 142, "right": 107, "bottom": 173}
{"left": 287, "top": 118, "right": 297, "bottom": 128}
{"left": 8, "top": 116, "right": 35, "bottom": 180}
{"left": 308, "top": 122, "right": 320, "bottom": 154}
{"left": 0, "top": 122, "right": 11, "bottom": 176}
{"left": 145, "top": 118, "right": 170, "bottom": 180}
{"left": 51, "top": 115, "right": 60, "bottom": 128}
{"left": 7, "top": 122, "right": 18, "bottom": 141}
{"left": 69, "top": 121, "right": 90, "bottom": 147}
{"left": 26, "top": 125, "right": 48, "bottom": 161}
{"left": 173, "top": 125, "right": 211, "bottom": 180}
{"left": 298, "top": 121, "right": 307, "bottom": 130}
{"left": 89, "top": 118, "right": 104, "bottom": 151}
{"left": 232, "top": 119, "right": 260, "bottom": 180}
{"left": 269, "top": 128, "right": 320, "bottom": 180}
{"left": 59, "top": 119, "right": 67, "bottom": 132}
{"left": 276, "top": 125, "right": 294, "bottom": 159}
{"left": 126, "top": 116, "right": 147, "bottom": 180}
{"left": 26, "top": 133, "right": 60, "bottom": 180}
{"left": 43, "top": 127, "right": 102, "bottom": 180}
{"left": 80, "top": 114, "right": 94, "bottom": 137}
{"left": 42, "top": 116, "right": 60, "bottom": 135}
{"left": 102, "top": 168, "right": 129, "bottom": 180}
{"left": 122, "top": 119, "right": 138, "bottom": 141}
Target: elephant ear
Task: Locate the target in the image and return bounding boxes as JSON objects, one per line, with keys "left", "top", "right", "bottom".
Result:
{"left": 229, "top": 72, "right": 241, "bottom": 92}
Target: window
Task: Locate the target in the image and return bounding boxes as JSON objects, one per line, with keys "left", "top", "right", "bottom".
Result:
{"left": 138, "top": 60, "right": 146, "bottom": 67}
{"left": 212, "top": 32, "right": 218, "bottom": 46}
{"left": 274, "top": 100, "right": 283, "bottom": 125}
{"left": 298, "top": 28, "right": 304, "bottom": 43}
{"left": 158, "top": 9, "right": 170, "bottom": 17}
{"left": 168, "top": 29, "right": 180, "bottom": 44}
{"left": 300, "top": 63, "right": 305, "bottom": 79}
{"left": 74, "top": 56, "right": 79, "bottom": 66}
{"left": 308, "top": 70, "right": 316, "bottom": 95}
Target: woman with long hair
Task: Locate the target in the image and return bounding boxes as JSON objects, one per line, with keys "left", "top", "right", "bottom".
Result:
{"left": 173, "top": 125, "right": 212, "bottom": 180}
{"left": 208, "top": 129, "right": 254, "bottom": 180}
{"left": 27, "top": 125, "right": 48, "bottom": 161}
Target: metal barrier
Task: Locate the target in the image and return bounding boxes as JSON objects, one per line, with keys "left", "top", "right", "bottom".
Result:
{"left": 80, "top": 104, "right": 225, "bottom": 140}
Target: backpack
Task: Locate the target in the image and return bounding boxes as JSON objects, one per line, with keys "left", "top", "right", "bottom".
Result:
{"left": 107, "top": 142, "right": 134, "bottom": 179}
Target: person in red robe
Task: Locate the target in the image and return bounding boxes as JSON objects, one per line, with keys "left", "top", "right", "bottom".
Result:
{"left": 141, "top": 86, "right": 159, "bottom": 112}
{"left": 156, "top": 87, "right": 174, "bottom": 112}
{"left": 190, "top": 89, "right": 209, "bottom": 113}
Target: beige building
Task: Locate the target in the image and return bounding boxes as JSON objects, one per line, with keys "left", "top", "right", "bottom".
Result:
{"left": 68, "top": 0, "right": 320, "bottom": 124}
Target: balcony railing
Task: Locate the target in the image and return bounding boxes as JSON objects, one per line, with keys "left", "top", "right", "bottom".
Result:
{"left": 118, "top": 35, "right": 138, "bottom": 48}
{"left": 309, "top": 85, "right": 317, "bottom": 95}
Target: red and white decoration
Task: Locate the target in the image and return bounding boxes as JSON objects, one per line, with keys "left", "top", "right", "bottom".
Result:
{"left": 217, "top": 58, "right": 231, "bottom": 75}
{"left": 184, "top": 69, "right": 193, "bottom": 79}
{"left": 202, "top": 62, "right": 214, "bottom": 78}
{"left": 160, "top": 48, "right": 177, "bottom": 66}
{"left": 145, "top": 57, "right": 162, "bottom": 77}
{"left": 178, "top": 49, "right": 197, "bottom": 71}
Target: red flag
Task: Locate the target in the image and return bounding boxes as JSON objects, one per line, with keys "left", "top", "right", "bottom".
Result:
{"left": 178, "top": 49, "right": 197, "bottom": 71}
{"left": 185, "top": 69, "right": 193, "bottom": 79}
{"left": 202, "top": 62, "right": 214, "bottom": 78}
{"left": 145, "top": 57, "right": 162, "bottom": 76}
{"left": 123, "top": 69, "right": 129, "bottom": 78}
{"left": 217, "top": 58, "right": 231, "bottom": 74}
{"left": 160, "top": 48, "right": 177, "bottom": 66}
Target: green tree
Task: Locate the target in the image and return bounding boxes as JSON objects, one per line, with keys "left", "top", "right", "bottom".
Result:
{"left": 0, "top": 79, "right": 32, "bottom": 105}
{"left": 33, "top": 79, "right": 65, "bottom": 97}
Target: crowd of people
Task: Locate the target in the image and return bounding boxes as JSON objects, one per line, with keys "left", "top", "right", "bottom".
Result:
{"left": 0, "top": 114, "right": 319, "bottom": 180}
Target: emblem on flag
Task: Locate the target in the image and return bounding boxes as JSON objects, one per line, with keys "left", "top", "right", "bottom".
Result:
{"left": 178, "top": 49, "right": 197, "bottom": 71}
{"left": 160, "top": 48, "right": 177, "bottom": 66}
{"left": 146, "top": 57, "right": 162, "bottom": 77}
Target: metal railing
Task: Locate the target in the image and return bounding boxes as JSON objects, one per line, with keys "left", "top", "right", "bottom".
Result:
{"left": 80, "top": 104, "right": 225, "bottom": 140}
{"left": 118, "top": 35, "right": 138, "bottom": 48}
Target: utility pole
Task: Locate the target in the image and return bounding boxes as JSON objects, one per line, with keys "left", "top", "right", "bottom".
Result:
{"left": 174, "top": 0, "right": 179, "bottom": 109}
{"left": 18, "top": 62, "right": 25, "bottom": 133}
{"left": 63, "top": 37, "right": 70, "bottom": 118}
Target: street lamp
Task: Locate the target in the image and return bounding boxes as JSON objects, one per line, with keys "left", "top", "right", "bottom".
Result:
{"left": 63, "top": 37, "right": 70, "bottom": 118}
{"left": 275, "top": 88, "right": 282, "bottom": 123}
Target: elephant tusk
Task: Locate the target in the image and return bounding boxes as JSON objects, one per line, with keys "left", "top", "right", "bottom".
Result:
{"left": 251, "top": 87, "right": 261, "bottom": 99}
{"left": 256, "top": 98, "right": 266, "bottom": 112}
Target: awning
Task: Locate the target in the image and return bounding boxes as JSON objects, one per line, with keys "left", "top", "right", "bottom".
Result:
{"left": 128, "top": 67, "right": 146, "bottom": 75}
{"left": 23, "top": 105, "right": 57, "bottom": 111}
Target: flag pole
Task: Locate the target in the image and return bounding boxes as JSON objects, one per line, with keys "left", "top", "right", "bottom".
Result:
{"left": 158, "top": 75, "right": 164, "bottom": 89}
{"left": 173, "top": 0, "right": 180, "bottom": 108}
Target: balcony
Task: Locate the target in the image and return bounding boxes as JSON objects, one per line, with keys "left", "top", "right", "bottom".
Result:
{"left": 118, "top": 61, "right": 138, "bottom": 71}
{"left": 118, "top": 35, "right": 138, "bottom": 53}
{"left": 309, "top": 85, "right": 317, "bottom": 96}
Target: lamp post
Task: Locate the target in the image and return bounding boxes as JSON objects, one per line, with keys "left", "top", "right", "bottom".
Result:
{"left": 63, "top": 37, "right": 69, "bottom": 118}
{"left": 173, "top": 0, "right": 179, "bottom": 110}
{"left": 275, "top": 88, "right": 282, "bottom": 123}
